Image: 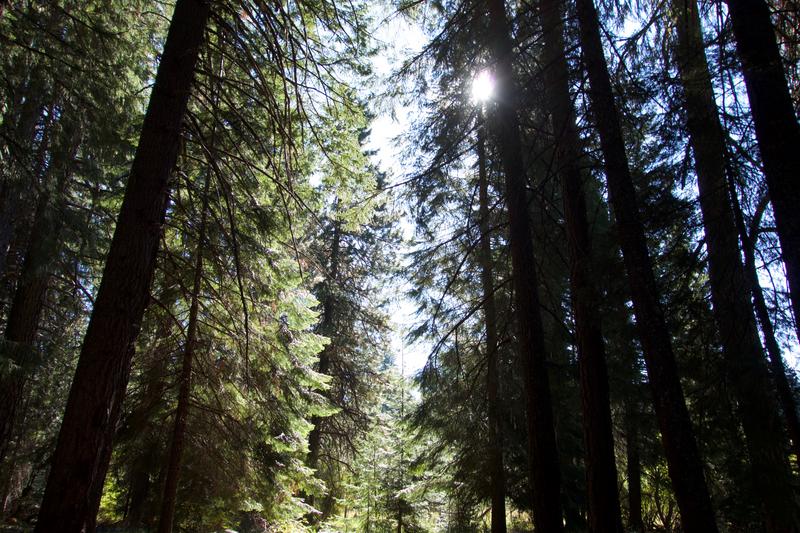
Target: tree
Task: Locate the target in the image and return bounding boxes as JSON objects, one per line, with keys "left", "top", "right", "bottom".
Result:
{"left": 483, "top": 0, "right": 565, "bottom": 529}
{"left": 4, "top": 0, "right": 800, "bottom": 530}
{"left": 725, "top": 0, "right": 800, "bottom": 344}
{"left": 538, "top": 0, "right": 624, "bottom": 530}
{"left": 669, "top": 1, "right": 799, "bottom": 528}
{"left": 476, "top": 119, "right": 507, "bottom": 533}
{"left": 35, "top": 1, "right": 210, "bottom": 530}
{"left": 306, "top": 190, "right": 397, "bottom": 523}
{"left": 572, "top": 0, "right": 719, "bottom": 530}
{"left": 0, "top": 115, "right": 79, "bottom": 461}
{"left": 0, "top": 1, "right": 162, "bottom": 474}
{"left": 156, "top": 163, "right": 212, "bottom": 533}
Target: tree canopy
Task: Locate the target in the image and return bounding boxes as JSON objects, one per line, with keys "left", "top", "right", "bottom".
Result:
{"left": 1, "top": 0, "right": 800, "bottom": 531}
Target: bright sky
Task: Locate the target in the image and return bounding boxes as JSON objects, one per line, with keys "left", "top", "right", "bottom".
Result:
{"left": 360, "top": 4, "right": 800, "bottom": 377}
{"left": 363, "top": 9, "right": 432, "bottom": 377}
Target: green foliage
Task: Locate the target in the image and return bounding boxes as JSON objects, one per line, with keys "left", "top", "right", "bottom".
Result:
{"left": 2, "top": 0, "right": 800, "bottom": 531}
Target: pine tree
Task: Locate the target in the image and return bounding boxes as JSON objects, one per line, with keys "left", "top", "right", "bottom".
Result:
{"left": 572, "top": 0, "right": 719, "bottom": 530}
{"left": 476, "top": 118, "right": 507, "bottom": 533}
{"left": 725, "top": 0, "right": 800, "bottom": 345}
{"left": 538, "top": 0, "right": 623, "bottom": 530}
{"left": 484, "top": 1, "right": 565, "bottom": 529}
{"left": 35, "top": 1, "right": 210, "bottom": 529}
{"left": 670, "top": 1, "right": 799, "bottom": 528}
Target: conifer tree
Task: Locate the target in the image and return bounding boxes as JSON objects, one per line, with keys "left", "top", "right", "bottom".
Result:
{"left": 572, "top": 0, "right": 719, "bottom": 530}
{"left": 484, "top": 0, "right": 564, "bottom": 529}
{"left": 725, "top": 0, "right": 800, "bottom": 343}
{"left": 3, "top": 0, "right": 800, "bottom": 530}
{"left": 476, "top": 120, "right": 507, "bottom": 533}
{"left": 35, "top": 1, "right": 210, "bottom": 529}
{"left": 670, "top": 1, "right": 799, "bottom": 528}
{"left": 538, "top": 0, "right": 623, "bottom": 530}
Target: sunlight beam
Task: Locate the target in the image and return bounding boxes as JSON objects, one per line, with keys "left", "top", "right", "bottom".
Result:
{"left": 471, "top": 69, "right": 495, "bottom": 104}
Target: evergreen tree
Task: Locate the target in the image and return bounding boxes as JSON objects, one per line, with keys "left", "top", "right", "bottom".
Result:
{"left": 2, "top": 0, "right": 800, "bottom": 531}
{"left": 572, "top": 0, "right": 719, "bottom": 530}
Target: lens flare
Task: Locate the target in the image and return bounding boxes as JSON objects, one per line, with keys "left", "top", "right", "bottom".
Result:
{"left": 471, "top": 70, "right": 495, "bottom": 104}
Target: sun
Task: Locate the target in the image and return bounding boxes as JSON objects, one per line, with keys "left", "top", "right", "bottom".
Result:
{"left": 471, "top": 69, "right": 495, "bottom": 104}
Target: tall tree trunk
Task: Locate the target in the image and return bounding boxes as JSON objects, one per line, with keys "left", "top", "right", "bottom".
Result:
{"left": 476, "top": 122, "right": 507, "bottom": 533}
{"left": 0, "top": 69, "right": 46, "bottom": 283}
{"left": 34, "top": 2, "right": 210, "bottom": 531}
{"left": 625, "top": 400, "right": 644, "bottom": 532}
{"left": 572, "top": 1, "right": 719, "bottom": 531}
{"left": 539, "top": 1, "right": 623, "bottom": 531}
{"left": 0, "top": 124, "right": 78, "bottom": 461}
{"left": 731, "top": 186, "right": 800, "bottom": 472}
{"left": 124, "top": 444, "right": 158, "bottom": 527}
{"left": 485, "top": 1, "right": 564, "bottom": 530}
{"left": 118, "top": 313, "right": 174, "bottom": 528}
{"left": 156, "top": 171, "right": 211, "bottom": 533}
{"left": 672, "top": 2, "right": 800, "bottom": 529}
{"left": 725, "top": 0, "right": 800, "bottom": 342}
{"left": 307, "top": 221, "right": 341, "bottom": 521}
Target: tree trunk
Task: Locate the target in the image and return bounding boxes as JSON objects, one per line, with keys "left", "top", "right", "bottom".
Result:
{"left": 671, "top": 2, "right": 800, "bottom": 529}
{"left": 118, "top": 316, "right": 173, "bottom": 528}
{"left": 485, "top": 1, "right": 564, "bottom": 530}
{"left": 573, "top": 0, "right": 718, "bottom": 531}
{"left": 538, "top": 1, "right": 624, "bottom": 531}
{"left": 156, "top": 171, "right": 211, "bottom": 533}
{"left": 0, "top": 69, "right": 46, "bottom": 283}
{"left": 0, "top": 124, "right": 78, "bottom": 461}
{"left": 625, "top": 400, "right": 644, "bottom": 532}
{"left": 34, "top": 2, "right": 210, "bottom": 531}
{"left": 476, "top": 122, "right": 507, "bottom": 533}
{"left": 307, "top": 221, "right": 341, "bottom": 521}
{"left": 732, "top": 187, "right": 800, "bottom": 473}
{"left": 124, "top": 445, "right": 157, "bottom": 527}
{"left": 725, "top": 0, "right": 800, "bottom": 343}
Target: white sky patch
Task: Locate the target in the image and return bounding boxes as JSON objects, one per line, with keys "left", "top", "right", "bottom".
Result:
{"left": 362, "top": 8, "right": 432, "bottom": 376}
{"left": 365, "top": 110, "right": 411, "bottom": 178}
{"left": 308, "top": 170, "right": 323, "bottom": 188}
{"left": 388, "top": 285, "right": 432, "bottom": 379}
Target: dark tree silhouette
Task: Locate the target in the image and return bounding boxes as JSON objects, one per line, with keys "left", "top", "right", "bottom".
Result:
{"left": 34, "top": 1, "right": 210, "bottom": 530}
{"left": 671, "top": 2, "right": 799, "bottom": 529}
{"left": 485, "top": 0, "right": 564, "bottom": 530}
{"left": 573, "top": 0, "right": 719, "bottom": 530}
{"left": 726, "top": 0, "right": 800, "bottom": 346}
{"left": 539, "top": 0, "right": 624, "bottom": 530}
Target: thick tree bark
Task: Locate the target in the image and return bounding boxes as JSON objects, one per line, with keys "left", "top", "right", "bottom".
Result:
{"left": 485, "top": 1, "right": 564, "bottom": 530}
{"left": 538, "top": 1, "right": 623, "bottom": 531}
{"left": 573, "top": 1, "right": 719, "bottom": 531}
{"left": 476, "top": 123, "right": 507, "bottom": 533}
{"left": 156, "top": 173, "right": 210, "bottom": 533}
{"left": 672, "top": 2, "right": 800, "bottom": 529}
{"left": 33, "top": 2, "right": 210, "bottom": 531}
{"left": 725, "top": 0, "right": 800, "bottom": 343}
